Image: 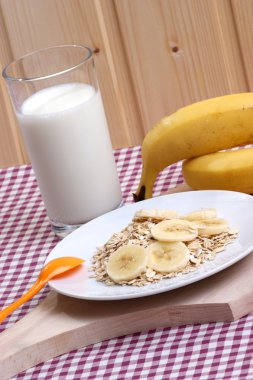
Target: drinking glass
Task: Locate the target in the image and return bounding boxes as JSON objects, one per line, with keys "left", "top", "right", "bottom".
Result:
{"left": 3, "top": 45, "right": 122, "bottom": 238}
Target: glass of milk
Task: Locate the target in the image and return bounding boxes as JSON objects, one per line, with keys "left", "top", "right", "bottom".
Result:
{"left": 3, "top": 45, "right": 122, "bottom": 238}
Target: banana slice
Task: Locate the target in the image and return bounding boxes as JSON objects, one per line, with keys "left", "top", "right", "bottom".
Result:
{"left": 151, "top": 219, "right": 198, "bottom": 242}
{"left": 106, "top": 244, "right": 148, "bottom": 283}
{"left": 147, "top": 241, "right": 190, "bottom": 273}
{"left": 133, "top": 209, "right": 178, "bottom": 222}
{"left": 182, "top": 208, "right": 217, "bottom": 221}
{"left": 198, "top": 218, "right": 228, "bottom": 236}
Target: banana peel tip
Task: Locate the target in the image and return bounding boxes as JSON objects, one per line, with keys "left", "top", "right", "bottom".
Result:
{"left": 133, "top": 186, "right": 146, "bottom": 202}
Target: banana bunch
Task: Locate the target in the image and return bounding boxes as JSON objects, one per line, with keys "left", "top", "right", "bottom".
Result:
{"left": 106, "top": 208, "right": 229, "bottom": 283}
{"left": 133, "top": 93, "right": 253, "bottom": 201}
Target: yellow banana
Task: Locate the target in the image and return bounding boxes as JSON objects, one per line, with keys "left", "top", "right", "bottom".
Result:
{"left": 182, "top": 148, "right": 253, "bottom": 193}
{"left": 133, "top": 93, "right": 253, "bottom": 201}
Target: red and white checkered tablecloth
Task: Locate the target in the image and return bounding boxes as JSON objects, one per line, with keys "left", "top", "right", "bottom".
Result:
{"left": 1, "top": 146, "right": 253, "bottom": 379}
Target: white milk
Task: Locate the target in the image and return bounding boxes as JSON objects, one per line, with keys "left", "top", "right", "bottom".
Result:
{"left": 18, "top": 83, "right": 122, "bottom": 225}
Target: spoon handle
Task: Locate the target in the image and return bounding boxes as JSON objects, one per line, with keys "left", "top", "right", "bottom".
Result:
{"left": 0, "top": 279, "right": 46, "bottom": 323}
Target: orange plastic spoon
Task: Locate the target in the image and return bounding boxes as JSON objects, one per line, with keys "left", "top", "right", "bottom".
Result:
{"left": 0, "top": 256, "right": 84, "bottom": 323}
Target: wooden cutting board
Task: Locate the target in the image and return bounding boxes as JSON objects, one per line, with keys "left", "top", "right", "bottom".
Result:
{"left": 1, "top": 184, "right": 253, "bottom": 380}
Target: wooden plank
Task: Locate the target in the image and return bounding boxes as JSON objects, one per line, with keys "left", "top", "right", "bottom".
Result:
{"left": 81, "top": 0, "right": 144, "bottom": 147}
{"left": 231, "top": 0, "right": 253, "bottom": 90}
{"left": 114, "top": 0, "right": 248, "bottom": 133}
{"left": 0, "top": 4, "right": 28, "bottom": 167}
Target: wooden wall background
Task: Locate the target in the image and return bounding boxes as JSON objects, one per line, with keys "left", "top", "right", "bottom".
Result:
{"left": 0, "top": 0, "right": 253, "bottom": 167}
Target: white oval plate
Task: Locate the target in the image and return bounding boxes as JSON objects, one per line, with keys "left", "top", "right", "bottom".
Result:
{"left": 47, "top": 190, "right": 253, "bottom": 300}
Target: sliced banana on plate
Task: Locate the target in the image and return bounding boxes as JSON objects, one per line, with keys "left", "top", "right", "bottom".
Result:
{"left": 104, "top": 208, "right": 231, "bottom": 284}
{"left": 133, "top": 209, "right": 179, "bottom": 221}
{"left": 147, "top": 241, "right": 190, "bottom": 273}
{"left": 106, "top": 244, "right": 148, "bottom": 283}
{"left": 197, "top": 218, "right": 228, "bottom": 236}
{"left": 182, "top": 208, "right": 217, "bottom": 221}
{"left": 151, "top": 219, "right": 198, "bottom": 242}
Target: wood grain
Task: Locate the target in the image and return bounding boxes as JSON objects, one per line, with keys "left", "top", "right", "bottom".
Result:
{"left": 114, "top": 0, "right": 248, "bottom": 133}
{"left": 0, "top": 5, "right": 28, "bottom": 166}
{"left": 82, "top": 0, "right": 144, "bottom": 148}
{"left": 231, "top": 0, "right": 253, "bottom": 90}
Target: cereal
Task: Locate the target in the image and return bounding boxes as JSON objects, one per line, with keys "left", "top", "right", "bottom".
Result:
{"left": 90, "top": 212, "right": 238, "bottom": 286}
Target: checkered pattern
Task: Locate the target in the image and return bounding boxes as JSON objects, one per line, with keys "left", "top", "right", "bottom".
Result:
{"left": 1, "top": 146, "right": 253, "bottom": 379}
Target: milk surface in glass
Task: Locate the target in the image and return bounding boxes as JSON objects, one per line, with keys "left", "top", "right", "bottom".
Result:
{"left": 17, "top": 83, "right": 122, "bottom": 225}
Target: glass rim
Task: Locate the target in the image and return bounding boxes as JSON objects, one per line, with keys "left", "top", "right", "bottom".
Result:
{"left": 2, "top": 44, "right": 93, "bottom": 82}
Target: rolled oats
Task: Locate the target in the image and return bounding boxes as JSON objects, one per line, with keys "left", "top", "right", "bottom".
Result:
{"left": 91, "top": 213, "right": 238, "bottom": 287}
